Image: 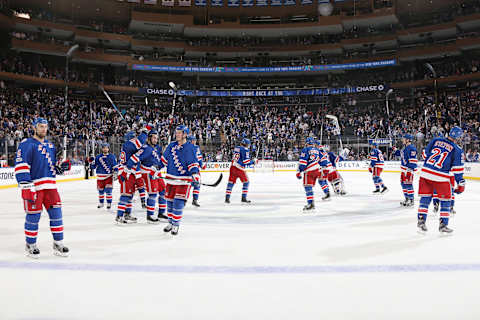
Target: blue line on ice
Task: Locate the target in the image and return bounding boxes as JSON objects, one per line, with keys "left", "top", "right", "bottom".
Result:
{"left": 1, "top": 261, "right": 480, "bottom": 274}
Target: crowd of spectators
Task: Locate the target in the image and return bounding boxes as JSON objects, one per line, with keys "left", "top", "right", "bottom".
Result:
{"left": 1, "top": 81, "right": 479, "bottom": 167}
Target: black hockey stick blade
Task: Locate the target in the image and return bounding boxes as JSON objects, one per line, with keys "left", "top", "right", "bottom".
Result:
{"left": 202, "top": 173, "right": 223, "bottom": 187}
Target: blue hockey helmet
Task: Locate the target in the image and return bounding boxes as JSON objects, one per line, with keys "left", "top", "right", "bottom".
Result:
{"left": 370, "top": 141, "right": 378, "bottom": 147}
{"left": 187, "top": 135, "right": 197, "bottom": 143}
{"left": 124, "top": 131, "right": 135, "bottom": 142}
{"left": 241, "top": 138, "right": 251, "bottom": 146}
{"left": 32, "top": 117, "right": 48, "bottom": 127}
{"left": 449, "top": 126, "right": 463, "bottom": 139}
{"left": 403, "top": 133, "right": 414, "bottom": 141}
{"left": 176, "top": 125, "right": 189, "bottom": 135}
{"left": 101, "top": 142, "right": 110, "bottom": 149}
{"left": 305, "top": 137, "right": 316, "bottom": 145}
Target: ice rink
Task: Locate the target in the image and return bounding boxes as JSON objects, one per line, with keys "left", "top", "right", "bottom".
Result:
{"left": 1, "top": 170, "right": 480, "bottom": 319}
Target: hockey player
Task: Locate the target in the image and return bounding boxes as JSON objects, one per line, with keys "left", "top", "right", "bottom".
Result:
{"left": 417, "top": 126, "right": 465, "bottom": 234}
{"left": 156, "top": 143, "right": 168, "bottom": 220}
{"left": 89, "top": 142, "right": 117, "bottom": 209}
{"left": 225, "top": 138, "right": 255, "bottom": 204}
{"left": 126, "top": 130, "right": 165, "bottom": 224}
{"left": 400, "top": 134, "right": 418, "bottom": 207}
{"left": 316, "top": 142, "right": 332, "bottom": 201}
{"left": 297, "top": 137, "right": 323, "bottom": 211}
{"left": 161, "top": 125, "right": 200, "bottom": 235}
{"left": 369, "top": 141, "right": 388, "bottom": 194}
{"left": 188, "top": 135, "right": 206, "bottom": 207}
{"left": 15, "top": 118, "right": 70, "bottom": 258}
{"left": 116, "top": 126, "right": 151, "bottom": 224}
{"left": 324, "top": 144, "right": 347, "bottom": 195}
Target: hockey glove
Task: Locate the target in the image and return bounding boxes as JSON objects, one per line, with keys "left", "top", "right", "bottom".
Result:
{"left": 55, "top": 161, "right": 71, "bottom": 175}
{"left": 19, "top": 181, "right": 36, "bottom": 203}
{"left": 88, "top": 157, "right": 94, "bottom": 163}
{"left": 296, "top": 171, "right": 302, "bottom": 180}
{"left": 141, "top": 123, "right": 154, "bottom": 134}
{"left": 201, "top": 163, "right": 207, "bottom": 170}
{"left": 368, "top": 167, "right": 373, "bottom": 173}
{"left": 454, "top": 179, "right": 465, "bottom": 194}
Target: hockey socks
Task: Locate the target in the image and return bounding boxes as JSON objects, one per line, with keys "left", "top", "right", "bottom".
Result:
{"left": 193, "top": 183, "right": 200, "bottom": 201}
{"left": 158, "top": 190, "right": 167, "bottom": 216}
{"left": 225, "top": 182, "right": 234, "bottom": 201}
{"left": 146, "top": 193, "right": 157, "bottom": 217}
{"left": 105, "top": 187, "right": 113, "bottom": 205}
{"left": 25, "top": 213, "right": 41, "bottom": 244}
{"left": 318, "top": 179, "right": 329, "bottom": 195}
{"left": 417, "top": 195, "right": 431, "bottom": 221}
{"left": 98, "top": 189, "right": 105, "bottom": 204}
{"left": 242, "top": 182, "right": 249, "bottom": 200}
{"left": 47, "top": 207, "right": 64, "bottom": 242}
{"left": 168, "top": 199, "right": 185, "bottom": 226}
{"left": 117, "top": 195, "right": 131, "bottom": 218}
{"left": 401, "top": 182, "right": 414, "bottom": 200}
{"left": 304, "top": 186, "right": 314, "bottom": 205}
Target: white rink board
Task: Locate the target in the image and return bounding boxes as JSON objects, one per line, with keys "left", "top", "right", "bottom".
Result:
{"left": 1, "top": 171, "right": 480, "bottom": 319}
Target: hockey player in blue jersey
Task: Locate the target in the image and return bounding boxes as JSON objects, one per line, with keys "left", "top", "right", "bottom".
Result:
{"left": 156, "top": 143, "right": 167, "bottom": 220}
{"left": 399, "top": 134, "right": 418, "bottom": 207}
{"left": 89, "top": 143, "right": 117, "bottom": 210}
{"left": 225, "top": 138, "right": 255, "bottom": 204}
{"left": 188, "top": 135, "right": 206, "bottom": 207}
{"left": 315, "top": 142, "right": 332, "bottom": 201}
{"left": 161, "top": 125, "right": 200, "bottom": 235}
{"left": 297, "top": 137, "right": 323, "bottom": 211}
{"left": 369, "top": 141, "right": 388, "bottom": 194}
{"left": 15, "top": 118, "right": 70, "bottom": 258}
{"left": 126, "top": 130, "right": 165, "bottom": 224}
{"left": 417, "top": 126, "right": 465, "bottom": 234}
{"left": 116, "top": 125, "right": 151, "bottom": 224}
{"left": 324, "top": 145, "right": 347, "bottom": 195}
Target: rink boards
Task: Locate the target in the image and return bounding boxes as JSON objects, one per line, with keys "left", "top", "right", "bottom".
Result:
{"left": 1, "top": 161, "right": 479, "bottom": 189}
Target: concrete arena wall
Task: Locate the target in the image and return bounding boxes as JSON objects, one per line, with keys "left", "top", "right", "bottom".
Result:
{"left": 1, "top": 162, "right": 479, "bottom": 190}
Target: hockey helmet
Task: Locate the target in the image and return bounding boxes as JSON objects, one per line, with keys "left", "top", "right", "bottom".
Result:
{"left": 176, "top": 125, "right": 189, "bottom": 135}
{"left": 241, "top": 138, "right": 251, "bottom": 146}
{"left": 449, "top": 126, "right": 463, "bottom": 139}
{"left": 124, "top": 131, "right": 135, "bottom": 142}
{"left": 32, "top": 117, "right": 48, "bottom": 127}
{"left": 101, "top": 142, "right": 110, "bottom": 149}
{"left": 305, "top": 137, "right": 316, "bottom": 145}
{"left": 403, "top": 133, "right": 414, "bottom": 141}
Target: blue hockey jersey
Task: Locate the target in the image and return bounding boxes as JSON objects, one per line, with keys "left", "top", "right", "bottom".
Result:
{"left": 298, "top": 146, "right": 320, "bottom": 172}
{"left": 194, "top": 145, "right": 205, "bottom": 170}
{"left": 231, "top": 146, "right": 254, "bottom": 171}
{"left": 327, "top": 151, "right": 343, "bottom": 169}
{"left": 319, "top": 150, "right": 333, "bottom": 173}
{"left": 421, "top": 137, "right": 464, "bottom": 183}
{"left": 15, "top": 138, "right": 59, "bottom": 190}
{"left": 91, "top": 153, "right": 117, "bottom": 180}
{"left": 369, "top": 148, "right": 384, "bottom": 168}
{"left": 161, "top": 141, "right": 199, "bottom": 185}
{"left": 127, "top": 144, "right": 162, "bottom": 177}
{"left": 118, "top": 132, "right": 147, "bottom": 176}
{"left": 400, "top": 144, "right": 418, "bottom": 173}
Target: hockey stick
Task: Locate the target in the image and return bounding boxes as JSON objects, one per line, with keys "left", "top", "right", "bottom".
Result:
{"left": 99, "top": 86, "right": 130, "bottom": 130}
{"left": 156, "top": 173, "right": 223, "bottom": 187}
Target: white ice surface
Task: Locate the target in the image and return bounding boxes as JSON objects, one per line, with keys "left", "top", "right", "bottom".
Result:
{"left": 1, "top": 171, "right": 480, "bottom": 319}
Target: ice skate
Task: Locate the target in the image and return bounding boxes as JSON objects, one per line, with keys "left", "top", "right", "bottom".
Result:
{"left": 192, "top": 199, "right": 200, "bottom": 207}
{"left": 163, "top": 223, "right": 173, "bottom": 233}
{"left": 433, "top": 202, "right": 439, "bottom": 213}
{"left": 171, "top": 225, "right": 179, "bottom": 235}
{"left": 372, "top": 189, "right": 381, "bottom": 194}
{"left": 97, "top": 203, "right": 104, "bottom": 209}
{"left": 115, "top": 215, "right": 128, "bottom": 225}
{"left": 380, "top": 186, "right": 388, "bottom": 194}
{"left": 303, "top": 202, "right": 315, "bottom": 212}
{"left": 147, "top": 214, "right": 160, "bottom": 224}
{"left": 339, "top": 190, "right": 347, "bottom": 196}
{"left": 225, "top": 196, "right": 230, "bottom": 204}
{"left": 53, "top": 241, "right": 69, "bottom": 257}
{"left": 451, "top": 208, "right": 456, "bottom": 216}
{"left": 124, "top": 213, "right": 137, "bottom": 224}
{"left": 439, "top": 223, "right": 453, "bottom": 234}
{"left": 25, "top": 243, "right": 40, "bottom": 259}
{"left": 321, "top": 192, "right": 331, "bottom": 201}
{"left": 417, "top": 218, "right": 428, "bottom": 234}
{"left": 241, "top": 197, "right": 251, "bottom": 204}
{"left": 141, "top": 199, "right": 146, "bottom": 209}
{"left": 158, "top": 213, "right": 169, "bottom": 220}
{"left": 106, "top": 203, "right": 112, "bottom": 210}
{"left": 400, "top": 199, "right": 414, "bottom": 207}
